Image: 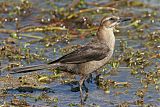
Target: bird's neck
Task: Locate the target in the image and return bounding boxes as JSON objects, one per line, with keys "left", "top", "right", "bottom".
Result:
{"left": 97, "top": 26, "right": 115, "bottom": 50}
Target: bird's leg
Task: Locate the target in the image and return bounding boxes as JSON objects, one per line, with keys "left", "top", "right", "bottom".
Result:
{"left": 83, "top": 82, "right": 88, "bottom": 93}
{"left": 79, "top": 76, "right": 86, "bottom": 105}
{"left": 82, "top": 78, "right": 89, "bottom": 102}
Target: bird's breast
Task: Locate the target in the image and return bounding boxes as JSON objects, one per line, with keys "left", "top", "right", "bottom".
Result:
{"left": 61, "top": 50, "right": 114, "bottom": 75}
{"left": 78, "top": 50, "right": 113, "bottom": 75}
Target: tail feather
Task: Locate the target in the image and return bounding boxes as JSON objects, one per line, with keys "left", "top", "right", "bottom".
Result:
{"left": 11, "top": 64, "right": 48, "bottom": 74}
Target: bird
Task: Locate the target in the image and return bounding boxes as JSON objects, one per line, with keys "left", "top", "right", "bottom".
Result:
{"left": 11, "top": 16, "right": 130, "bottom": 105}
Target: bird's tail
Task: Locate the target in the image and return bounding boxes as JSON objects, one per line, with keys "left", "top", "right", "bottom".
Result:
{"left": 11, "top": 64, "right": 50, "bottom": 74}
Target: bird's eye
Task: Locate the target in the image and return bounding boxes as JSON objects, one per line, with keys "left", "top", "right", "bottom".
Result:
{"left": 109, "top": 18, "right": 115, "bottom": 21}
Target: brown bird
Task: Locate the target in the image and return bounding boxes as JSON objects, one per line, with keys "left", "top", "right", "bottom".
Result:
{"left": 11, "top": 16, "right": 130, "bottom": 104}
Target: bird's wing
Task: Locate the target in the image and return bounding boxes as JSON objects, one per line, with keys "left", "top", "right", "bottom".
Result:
{"left": 49, "top": 43, "right": 110, "bottom": 64}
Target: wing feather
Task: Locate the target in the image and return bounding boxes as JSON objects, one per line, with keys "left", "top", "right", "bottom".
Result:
{"left": 49, "top": 42, "right": 110, "bottom": 64}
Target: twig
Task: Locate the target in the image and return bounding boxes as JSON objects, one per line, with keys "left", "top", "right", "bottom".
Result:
{"left": 0, "top": 29, "right": 16, "bottom": 34}
{"left": 67, "top": 6, "right": 118, "bottom": 19}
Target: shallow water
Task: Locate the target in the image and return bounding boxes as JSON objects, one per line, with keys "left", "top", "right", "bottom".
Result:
{"left": 0, "top": 0, "right": 159, "bottom": 107}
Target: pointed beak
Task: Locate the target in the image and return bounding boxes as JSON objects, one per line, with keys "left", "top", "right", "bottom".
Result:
{"left": 113, "top": 17, "right": 131, "bottom": 27}
{"left": 118, "top": 17, "right": 131, "bottom": 23}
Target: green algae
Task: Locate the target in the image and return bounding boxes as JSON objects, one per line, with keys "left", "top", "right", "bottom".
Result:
{"left": 0, "top": 0, "right": 159, "bottom": 106}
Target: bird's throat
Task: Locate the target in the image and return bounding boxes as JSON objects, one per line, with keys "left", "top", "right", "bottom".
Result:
{"left": 97, "top": 26, "right": 115, "bottom": 50}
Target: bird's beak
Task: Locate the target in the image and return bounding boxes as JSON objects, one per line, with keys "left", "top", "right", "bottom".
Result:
{"left": 118, "top": 17, "right": 131, "bottom": 23}
{"left": 110, "top": 17, "right": 131, "bottom": 28}
{"left": 113, "top": 17, "right": 131, "bottom": 30}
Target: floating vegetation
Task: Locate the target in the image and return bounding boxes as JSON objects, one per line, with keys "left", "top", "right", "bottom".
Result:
{"left": 0, "top": 0, "right": 159, "bottom": 106}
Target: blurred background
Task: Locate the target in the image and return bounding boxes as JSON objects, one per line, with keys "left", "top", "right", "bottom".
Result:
{"left": 0, "top": 0, "right": 159, "bottom": 106}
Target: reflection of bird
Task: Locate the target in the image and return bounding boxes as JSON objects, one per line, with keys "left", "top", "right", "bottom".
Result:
{"left": 11, "top": 16, "right": 130, "bottom": 104}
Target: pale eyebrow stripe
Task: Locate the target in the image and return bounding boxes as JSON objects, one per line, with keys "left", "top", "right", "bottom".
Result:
{"left": 101, "top": 17, "right": 110, "bottom": 24}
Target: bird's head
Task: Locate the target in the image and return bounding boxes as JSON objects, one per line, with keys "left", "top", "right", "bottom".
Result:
{"left": 100, "top": 16, "right": 130, "bottom": 28}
